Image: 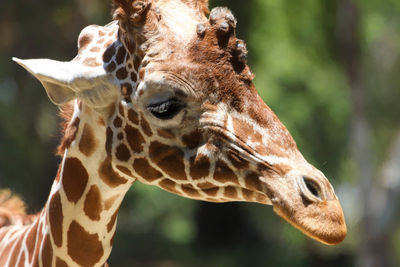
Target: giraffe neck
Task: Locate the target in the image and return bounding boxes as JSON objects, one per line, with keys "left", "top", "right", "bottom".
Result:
{"left": 0, "top": 100, "right": 134, "bottom": 267}
{"left": 46, "top": 100, "right": 134, "bottom": 266}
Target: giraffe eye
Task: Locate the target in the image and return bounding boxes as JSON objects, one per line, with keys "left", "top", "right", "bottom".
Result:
{"left": 147, "top": 98, "right": 184, "bottom": 120}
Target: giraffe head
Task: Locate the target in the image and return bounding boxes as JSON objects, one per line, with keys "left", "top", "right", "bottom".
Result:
{"left": 13, "top": 0, "right": 346, "bottom": 245}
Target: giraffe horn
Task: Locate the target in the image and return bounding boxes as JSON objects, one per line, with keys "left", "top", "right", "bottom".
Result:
{"left": 13, "top": 57, "right": 119, "bottom": 107}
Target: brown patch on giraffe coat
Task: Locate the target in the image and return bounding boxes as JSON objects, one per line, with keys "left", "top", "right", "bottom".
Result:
{"left": 255, "top": 193, "right": 268, "bottom": 204}
{"left": 97, "top": 38, "right": 105, "bottom": 44}
{"left": 99, "top": 157, "right": 128, "bottom": 187}
{"left": 125, "top": 125, "right": 145, "bottom": 153}
{"left": 104, "top": 40, "right": 114, "bottom": 49}
{"left": 117, "top": 132, "right": 124, "bottom": 140}
{"left": 140, "top": 115, "right": 153, "bottom": 137}
{"left": 114, "top": 116, "right": 123, "bottom": 128}
{"left": 203, "top": 187, "right": 219, "bottom": 197}
{"left": 104, "top": 195, "right": 119, "bottom": 211}
{"left": 62, "top": 157, "right": 89, "bottom": 204}
{"left": 17, "top": 253, "right": 25, "bottom": 267}
{"left": 224, "top": 186, "right": 238, "bottom": 199}
{"left": 157, "top": 129, "right": 176, "bottom": 139}
{"left": 78, "top": 33, "right": 93, "bottom": 50}
{"left": 83, "top": 57, "right": 101, "bottom": 67}
{"left": 41, "top": 234, "right": 53, "bottom": 267}
{"left": 128, "top": 109, "right": 139, "bottom": 125}
{"left": 25, "top": 220, "right": 39, "bottom": 261}
{"left": 245, "top": 172, "right": 263, "bottom": 193}
{"left": 130, "top": 72, "right": 138, "bottom": 82}
{"left": 133, "top": 55, "right": 141, "bottom": 71}
{"left": 0, "top": 240, "right": 13, "bottom": 266}
{"left": 105, "top": 61, "right": 117, "bottom": 72}
{"left": 84, "top": 185, "right": 103, "bottom": 221}
{"left": 116, "top": 47, "right": 127, "bottom": 65}
{"left": 181, "top": 184, "right": 196, "bottom": 190}
{"left": 103, "top": 44, "right": 116, "bottom": 63}
{"left": 79, "top": 124, "right": 97, "bottom": 157}
{"left": 115, "top": 144, "right": 131, "bottom": 162}
{"left": 8, "top": 234, "right": 23, "bottom": 267}
{"left": 116, "top": 165, "right": 132, "bottom": 176}
{"left": 107, "top": 209, "right": 119, "bottom": 233}
{"left": 56, "top": 257, "right": 69, "bottom": 267}
{"left": 189, "top": 154, "right": 210, "bottom": 180}
{"left": 48, "top": 191, "right": 63, "bottom": 247}
{"left": 57, "top": 116, "right": 80, "bottom": 156}
{"left": 31, "top": 220, "right": 44, "bottom": 266}
{"left": 197, "top": 182, "right": 215, "bottom": 189}
{"left": 91, "top": 46, "right": 101, "bottom": 53}
{"left": 182, "top": 130, "right": 203, "bottom": 149}
{"left": 67, "top": 220, "right": 104, "bottom": 267}
{"left": 181, "top": 186, "right": 201, "bottom": 198}
{"left": 214, "top": 160, "right": 238, "bottom": 184}
{"left": 242, "top": 188, "right": 254, "bottom": 201}
{"left": 133, "top": 158, "right": 163, "bottom": 182}
{"left": 149, "top": 141, "right": 187, "bottom": 180}
{"left": 159, "top": 179, "right": 179, "bottom": 194}
{"left": 116, "top": 67, "right": 128, "bottom": 80}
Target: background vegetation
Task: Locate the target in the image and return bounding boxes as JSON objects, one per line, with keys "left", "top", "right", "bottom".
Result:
{"left": 1, "top": 0, "right": 399, "bottom": 266}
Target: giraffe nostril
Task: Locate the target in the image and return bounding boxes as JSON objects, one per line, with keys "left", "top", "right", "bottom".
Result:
{"left": 301, "top": 176, "right": 323, "bottom": 201}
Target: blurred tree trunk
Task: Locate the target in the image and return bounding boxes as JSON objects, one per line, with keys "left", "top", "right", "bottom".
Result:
{"left": 336, "top": 1, "right": 389, "bottom": 266}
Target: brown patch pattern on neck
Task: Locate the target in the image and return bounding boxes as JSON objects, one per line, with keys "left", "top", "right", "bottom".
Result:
{"left": 79, "top": 123, "right": 97, "bottom": 157}
{"left": 149, "top": 141, "right": 187, "bottom": 180}
{"left": 67, "top": 220, "right": 104, "bottom": 267}
{"left": 62, "top": 157, "right": 89, "bottom": 204}
{"left": 84, "top": 185, "right": 103, "bottom": 221}
{"left": 48, "top": 192, "right": 63, "bottom": 248}
{"left": 99, "top": 157, "right": 128, "bottom": 187}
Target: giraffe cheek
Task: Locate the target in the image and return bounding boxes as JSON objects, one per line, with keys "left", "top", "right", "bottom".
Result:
{"left": 125, "top": 125, "right": 145, "bottom": 153}
{"left": 133, "top": 158, "right": 163, "bottom": 182}
{"left": 149, "top": 141, "right": 187, "bottom": 180}
{"left": 213, "top": 160, "right": 238, "bottom": 184}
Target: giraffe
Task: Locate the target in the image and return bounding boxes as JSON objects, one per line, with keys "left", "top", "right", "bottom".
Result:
{"left": 0, "top": 0, "right": 347, "bottom": 266}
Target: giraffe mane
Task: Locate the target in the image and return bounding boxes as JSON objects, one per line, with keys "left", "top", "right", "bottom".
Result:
{"left": 57, "top": 102, "right": 77, "bottom": 156}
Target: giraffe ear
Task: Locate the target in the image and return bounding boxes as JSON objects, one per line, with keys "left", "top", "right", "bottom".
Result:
{"left": 13, "top": 57, "right": 119, "bottom": 107}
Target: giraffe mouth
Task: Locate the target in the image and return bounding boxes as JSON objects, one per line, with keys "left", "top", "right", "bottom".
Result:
{"left": 262, "top": 175, "right": 347, "bottom": 245}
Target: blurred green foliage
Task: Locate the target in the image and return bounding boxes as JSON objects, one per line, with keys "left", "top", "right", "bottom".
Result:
{"left": 0, "top": 0, "right": 399, "bottom": 266}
